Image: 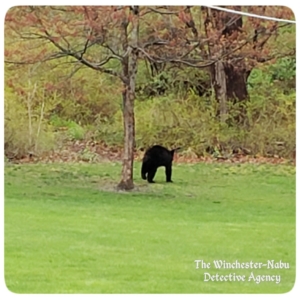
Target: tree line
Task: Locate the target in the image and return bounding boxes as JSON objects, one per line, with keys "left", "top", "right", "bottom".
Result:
{"left": 5, "top": 6, "right": 295, "bottom": 190}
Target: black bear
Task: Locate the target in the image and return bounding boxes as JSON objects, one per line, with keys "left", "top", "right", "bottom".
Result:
{"left": 141, "top": 145, "right": 180, "bottom": 183}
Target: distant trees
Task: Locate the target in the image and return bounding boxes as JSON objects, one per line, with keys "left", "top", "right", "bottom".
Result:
{"left": 137, "top": 6, "right": 295, "bottom": 121}
{"left": 202, "top": 6, "right": 295, "bottom": 121}
{"left": 5, "top": 6, "right": 295, "bottom": 189}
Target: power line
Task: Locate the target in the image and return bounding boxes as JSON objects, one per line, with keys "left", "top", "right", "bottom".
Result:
{"left": 204, "top": 5, "right": 296, "bottom": 24}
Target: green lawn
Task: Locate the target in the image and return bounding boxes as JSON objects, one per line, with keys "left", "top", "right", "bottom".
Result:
{"left": 4, "top": 162, "right": 295, "bottom": 293}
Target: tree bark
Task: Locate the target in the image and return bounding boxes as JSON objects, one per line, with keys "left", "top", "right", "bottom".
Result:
{"left": 117, "top": 7, "right": 139, "bottom": 191}
{"left": 211, "top": 60, "right": 251, "bottom": 123}
{"left": 212, "top": 61, "right": 228, "bottom": 122}
{"left": 205, "top": 6, "right": 251, "bottom": 122}
{"left": 224, "top": 64, "right": 250, "bottom": 103}
{"left": 117, "top": 85, "right": 135, "bottom": 190}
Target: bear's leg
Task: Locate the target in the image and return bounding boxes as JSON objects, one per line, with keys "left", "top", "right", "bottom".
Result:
{"left": 141, "top": 168, "right": 147, "bottom": 180}
{"left": 165, "top": 164, "right": 173, "bottom": 182}
{"left": 147, "top": 168, "right": 157, "bottom": 183}
{"left": 141, "top": 161, "right": 149, "bottom": 180}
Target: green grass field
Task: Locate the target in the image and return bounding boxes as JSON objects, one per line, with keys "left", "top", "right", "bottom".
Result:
{"left": 4, "top": 162, "right": 295, "bottom": 293}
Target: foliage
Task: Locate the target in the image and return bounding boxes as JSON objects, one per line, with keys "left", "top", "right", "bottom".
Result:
{"left": 136, "top": 61, "right": 212, "bottom": 98}
{"left": 4, "top": 5, "right": 296, "bottom": 161}
{"left": 4, "top": 70, "right": 56, "bottom": 158}
{"left": 269, "top": 57, "right": 296, "bottom": 81}
{"left": 4, "top": 97, "right": 55, "bottom": 158}
{"left": 248, "top": 57, "right": 296, "bottom": 94}
{"left": 47, "top": 68, "right": 121, "bottom": 125}
{"left": 5, "top": 61, "right": 295, "bottom": 159}
{"left": 50, "top": 116, "right": 86, "bottom": 140}
{"left": 94, "top": 78, "right": 295, "bottom": 159}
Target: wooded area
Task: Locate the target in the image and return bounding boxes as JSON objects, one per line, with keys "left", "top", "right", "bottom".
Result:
{"left": 4, "top": 6, "right": 296, "bottom": 190}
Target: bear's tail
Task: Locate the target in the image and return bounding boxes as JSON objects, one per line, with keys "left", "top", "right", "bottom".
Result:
{"left": 172, "top": 147, "right": 181, "bottom": 152}
{"left": 170, "top": 147, "right": 181, "bottom": 158}
{"left": 170, "top": 147, "right": 181, "bottom": 155}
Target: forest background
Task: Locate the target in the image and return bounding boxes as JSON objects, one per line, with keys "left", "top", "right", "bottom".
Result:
{"left": 3, "top": 4, "right": 296, "bottom": 189}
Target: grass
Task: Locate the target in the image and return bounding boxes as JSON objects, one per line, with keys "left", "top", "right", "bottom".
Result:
{"left": 4, "top": 161, "right": 295, "bottom": 293}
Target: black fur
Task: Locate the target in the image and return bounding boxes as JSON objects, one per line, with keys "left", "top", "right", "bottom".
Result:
{"left": 141, "top": 145, "right": 180, "bottom": 183}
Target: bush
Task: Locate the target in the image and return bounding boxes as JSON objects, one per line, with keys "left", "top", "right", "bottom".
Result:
{"left": 49, "top": 115, "right": 86, "bottom": 141}
{"left": 5, "top": 90, "right": 55, "bottom": 159}
{"left": 94, "top": 87, "right": 295, "bottom": 158}
{"left": 4, "top": 57, "right": 295, "bottom": 160}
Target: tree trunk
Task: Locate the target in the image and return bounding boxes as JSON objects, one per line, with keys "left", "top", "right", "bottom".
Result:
{"left": 212, "top": 60, "right": 228, "bottom": 122}
{"left": 117, "top": 7, "right": 139, "bottom": 191}
{"left": 117, "top": 86, "right": 135, "bottom": 190}
{"left": 224, "top": 63, "right": 251, "bottom": 124}
{"left": 224, "top": 64, "right": 250, "bottom": 103}
{"left": 212, "top": 61, "right": 251, "bottom": 123}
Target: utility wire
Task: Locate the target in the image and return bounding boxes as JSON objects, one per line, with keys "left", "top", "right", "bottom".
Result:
{"left": 204, "top": 5, "right": 296, "bottom": 24}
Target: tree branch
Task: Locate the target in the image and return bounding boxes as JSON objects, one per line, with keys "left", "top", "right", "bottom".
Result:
{"left": 137, "top": 47, "right": 215, "bottom": 68}
{"left": 147, "top": 7, "right": 179, "bottom": 15}
{"left": 102, "top": 43, "right": 124, "bottom": 60}
{"left": 142, "top": 39, "right": 169, "bottom": 48}
{"left": 253, "top": 49, "right": 295, "bottom": 63}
